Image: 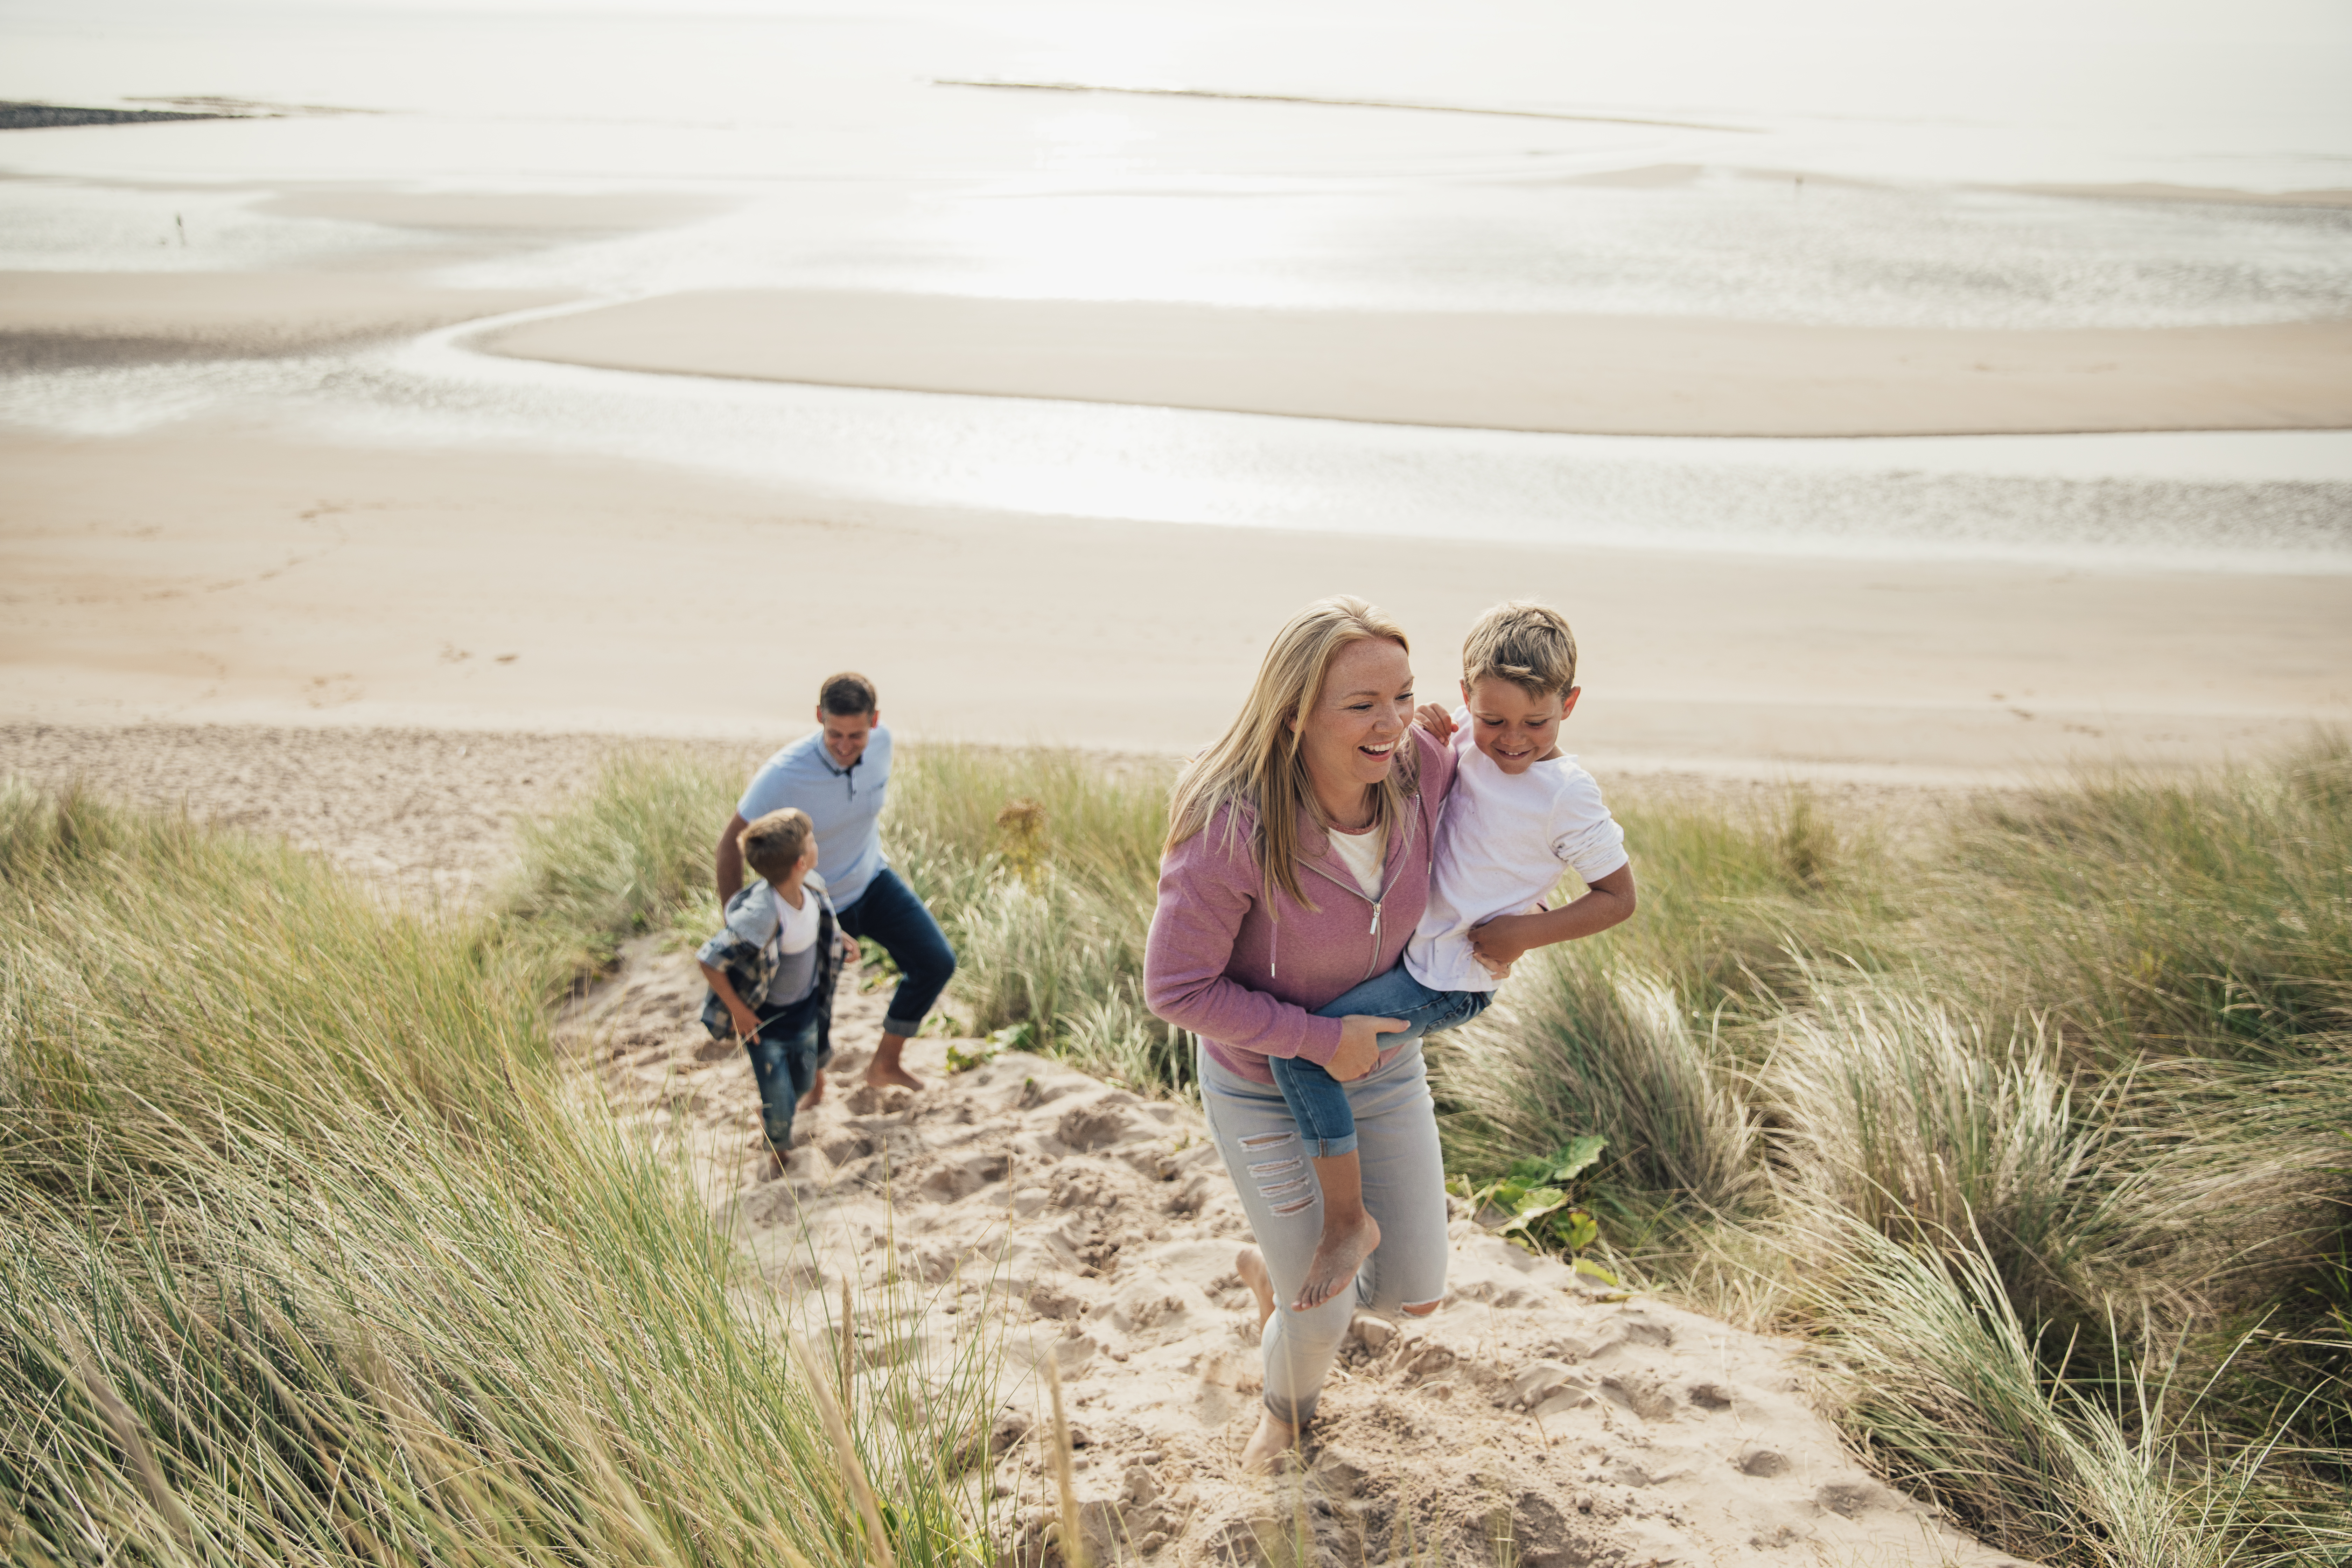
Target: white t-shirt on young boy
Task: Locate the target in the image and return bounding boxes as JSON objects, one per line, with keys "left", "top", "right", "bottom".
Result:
{"left": 1403, "top": 709, "right": 1629, "bottom": 994}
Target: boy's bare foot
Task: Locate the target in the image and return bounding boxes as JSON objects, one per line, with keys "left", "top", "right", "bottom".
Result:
{"left": 1236, "top": 1245, "right": 1275, "bottom": 1330}
{"left": 1239, "top": 1410, "right": 1301, "bottom": 1475}
{"left": 865, "top": 1033, "right": 924, "bottom": 1092}
{"left": 1291, "top": 1211, "right": 1380, "bottom": 1313}
{"left": 799, "top": 1074, "right": 827, "bottom": 1109}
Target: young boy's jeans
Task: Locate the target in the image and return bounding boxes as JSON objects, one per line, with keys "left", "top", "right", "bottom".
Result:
{"left": 1267, "top": 964, "right": 1492, "bottom": 1158}
{"left": 747, "top": 990, "right": 831, "bottom": 1148}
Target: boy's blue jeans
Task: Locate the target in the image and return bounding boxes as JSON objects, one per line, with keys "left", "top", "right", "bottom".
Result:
{"left": 747, "top": 990, "right": 830, "bottom": 1148}
{"left": 1268, "top": 964, "right": 1492, "bottom": 1158}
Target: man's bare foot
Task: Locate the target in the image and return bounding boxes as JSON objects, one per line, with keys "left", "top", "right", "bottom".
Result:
{"left": 866, "top": 1034, "right": 924, "bottom": 1092}
{"left": 1236, "top": 1246, "right": 1275, "bottom": 1330}
{"left": 1238, "top": 1410, "right": 1301, "bottom": 1475}
{"left": 799, "top": 1074, "right": 827, "bottom": 1109}
{"left": 1290, "top": 1211, "right": 1380, "bottom": 1313}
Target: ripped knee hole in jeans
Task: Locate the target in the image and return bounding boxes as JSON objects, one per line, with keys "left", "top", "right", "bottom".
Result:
{"left": 1238, "top": 1129, "right": 1317, "bottom": 1217}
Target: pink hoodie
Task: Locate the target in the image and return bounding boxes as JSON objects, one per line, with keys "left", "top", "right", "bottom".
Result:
{"left": 1144, "top": 726, "right": 1459, "bottom": 1086}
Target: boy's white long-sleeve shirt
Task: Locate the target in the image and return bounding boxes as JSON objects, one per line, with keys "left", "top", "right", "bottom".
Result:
{"left": 1402, "top": 713, "right": 1629, "bottom": 994}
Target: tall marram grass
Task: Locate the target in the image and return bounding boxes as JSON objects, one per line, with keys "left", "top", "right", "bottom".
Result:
{"left": 1425, "top": 740, "right": 2352, "bottom": 1566}
{"left": 489, "top": 735, "right": 2351, "bottom": 1566}
{"left": 882, "top": 748, "right": 1181, "bottom": 1094}
{"left": 0, "top": 783, "right": 995, "bottom": 1566}
{"left": 501, "top": 745, "right": 1186, "bottom": 1093}
{"left": 1941, "top": 733, "right": 2352, "bottom": 1059}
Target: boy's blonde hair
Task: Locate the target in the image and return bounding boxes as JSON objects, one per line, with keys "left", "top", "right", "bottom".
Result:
{"left": 1462, "top": 601, "right": 1578, "bottom": 698}
{"left": 1166, "top": 595, "right": 1419, "bottom": 910}
{"left": 740, "top": 808, "right": 815, "bottom": 885}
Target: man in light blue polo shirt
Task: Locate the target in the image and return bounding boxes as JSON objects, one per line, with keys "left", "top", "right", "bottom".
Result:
{"left": 715, "top": 672, "right": 955, "bottom": 1096}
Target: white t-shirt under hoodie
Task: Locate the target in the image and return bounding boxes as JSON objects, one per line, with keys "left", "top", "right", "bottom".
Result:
{"left": 1403, "top": 711, "right": 1629, "bottom": 994}
{"left": 1325, "top": 821, "right": 1386, "bottom": 900}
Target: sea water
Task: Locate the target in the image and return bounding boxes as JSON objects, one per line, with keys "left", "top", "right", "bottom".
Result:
{"left": 2, "top": 0, "right": 2348, "bottom": 568}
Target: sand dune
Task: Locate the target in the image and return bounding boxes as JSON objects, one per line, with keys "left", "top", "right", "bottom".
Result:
{"left": 481, "top": 289, "right": 2352, "bottom": 438}
{"left": 566, "top": 940, "right": 2040, "bottom": 1567}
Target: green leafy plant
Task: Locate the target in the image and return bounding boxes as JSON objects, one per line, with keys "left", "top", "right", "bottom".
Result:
{"left": 1452, "top": 1138, "right": 1617, "bottom": 1281}
{"left": 945, "top": 1023, "right": 1033, "bottom": 1072}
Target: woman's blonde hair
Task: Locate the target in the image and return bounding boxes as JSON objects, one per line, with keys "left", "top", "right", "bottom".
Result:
{"left": 1166, "top": 595, "right": 1418, "bottom": 909}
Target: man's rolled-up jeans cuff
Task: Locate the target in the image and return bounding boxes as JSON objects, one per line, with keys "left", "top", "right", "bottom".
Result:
{"left": 1307, "top": 1131, "right": 1359, "bottom": 1159}
{"left": 880, "top": 1012, "right": 927, "bottom": 1039}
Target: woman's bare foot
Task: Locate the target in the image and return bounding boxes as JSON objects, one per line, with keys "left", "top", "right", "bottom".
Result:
{"left": 1291, "top": 1210, "right": 1380, "bottom": 1312}
{"left": 1236, "top": 1246, "right": 1275, "bottom": 1330}
{"left": 1238, "top": 1410, "right": 1301, "bottom": 1474}
{"left": 865, "top": 1033, "right": 924, "bottom": 1092}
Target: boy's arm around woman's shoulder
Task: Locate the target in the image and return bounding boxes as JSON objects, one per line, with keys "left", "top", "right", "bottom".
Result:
{"left": 1142, "top": 824, "right": 1347, "bottom": 1067}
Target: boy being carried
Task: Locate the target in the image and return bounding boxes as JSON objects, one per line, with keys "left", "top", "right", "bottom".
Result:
{"left": 698, "top": 808, "right": 859, "bottom": 1163}
{"left": 1270, "top": 601, "right": 1639, "bottom": 1311}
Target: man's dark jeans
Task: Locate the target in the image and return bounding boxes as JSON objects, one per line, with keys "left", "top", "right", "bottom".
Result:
{"left": 835, "top": 867, "right": 957, "bottom": 1038}
{"left": 747, "top": 990, "right": 827, "bottom": 1148}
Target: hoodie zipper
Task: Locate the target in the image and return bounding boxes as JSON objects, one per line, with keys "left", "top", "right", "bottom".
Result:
{"left": 1287, "top": 806, "right": 1418, "bottom": 984}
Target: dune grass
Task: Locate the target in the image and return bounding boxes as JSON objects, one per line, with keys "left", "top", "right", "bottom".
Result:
{"left": 0, "top": 782, "right": 997, "bottom": 1566}
{"left": 498, "top": 745, "right": 1186, "bottom": 1094}
{"left": 58, "top": 733, "right": 2343, "bottom": 1568}
{"left": 1429, "top": 742, "right": 2352, "bottom": 1565}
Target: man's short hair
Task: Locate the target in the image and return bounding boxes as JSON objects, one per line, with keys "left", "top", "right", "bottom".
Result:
{"left": 818, "top": 671, "right": 878, "bottom": 716}
{"left": 740, "top": 807, "right": 815, "bottom": 884}
{"left": 1461, "top": 601, "right": 1578, "bottom": 698}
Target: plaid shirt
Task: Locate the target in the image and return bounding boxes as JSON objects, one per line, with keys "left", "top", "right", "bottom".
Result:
{"left": 696, "top": 874, "right": 843, "bottom": 1051}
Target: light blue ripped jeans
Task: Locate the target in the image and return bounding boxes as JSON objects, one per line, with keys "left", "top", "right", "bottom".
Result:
{"left": 1198, "top": 1039, "right": 1450, "bottom": 1427}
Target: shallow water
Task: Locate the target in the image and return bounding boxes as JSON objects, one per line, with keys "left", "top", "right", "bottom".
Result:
{"left": 3, "top": 0, "right": 2349, "bottom": 569}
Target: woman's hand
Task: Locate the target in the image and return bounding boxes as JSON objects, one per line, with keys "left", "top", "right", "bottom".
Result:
{"left": 1326, "top": 1014, "right": 1406, "bottom": 1082}
{"left": 1413, "top": 702, "right": 1457, "bottom": 741}
{"left": 839, "top": 930, "right": 860, "bottom": 965}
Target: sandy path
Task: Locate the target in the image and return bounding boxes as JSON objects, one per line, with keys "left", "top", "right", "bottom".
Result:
{"left": 482, "top": 289, "right": 2352, "bottom": 438}
{"left": 566, "top": 940, "right": 2040, "bottom": 1567}
{"left": 0, "top": 720, "right": 757, "bottom": 905}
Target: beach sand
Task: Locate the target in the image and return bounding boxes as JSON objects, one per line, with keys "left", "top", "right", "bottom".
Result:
{"left": 7, "top": 425, "right": 2345, "bottom": 783}
{"left": 481, "top": 289, "right": 2352, "bottom": 438}
{"left": 564, "top": 938, "right": 2044, "bottom": 1568}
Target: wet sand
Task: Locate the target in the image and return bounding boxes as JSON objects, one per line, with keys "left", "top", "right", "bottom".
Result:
{"left": 0, "top": 271, "right": 564, "bottom": 369}
{"left": 481, "top": 289, "right": 2352, "bottom": 438}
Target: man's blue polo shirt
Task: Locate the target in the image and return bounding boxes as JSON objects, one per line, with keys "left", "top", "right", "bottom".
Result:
{"left": 736, "top": 726, "right": 892, "bottom": 908}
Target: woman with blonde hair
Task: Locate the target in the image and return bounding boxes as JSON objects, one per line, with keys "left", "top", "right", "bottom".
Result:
{"left": 1144, "top": 595, "right": 1461, "bottom": 1472}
